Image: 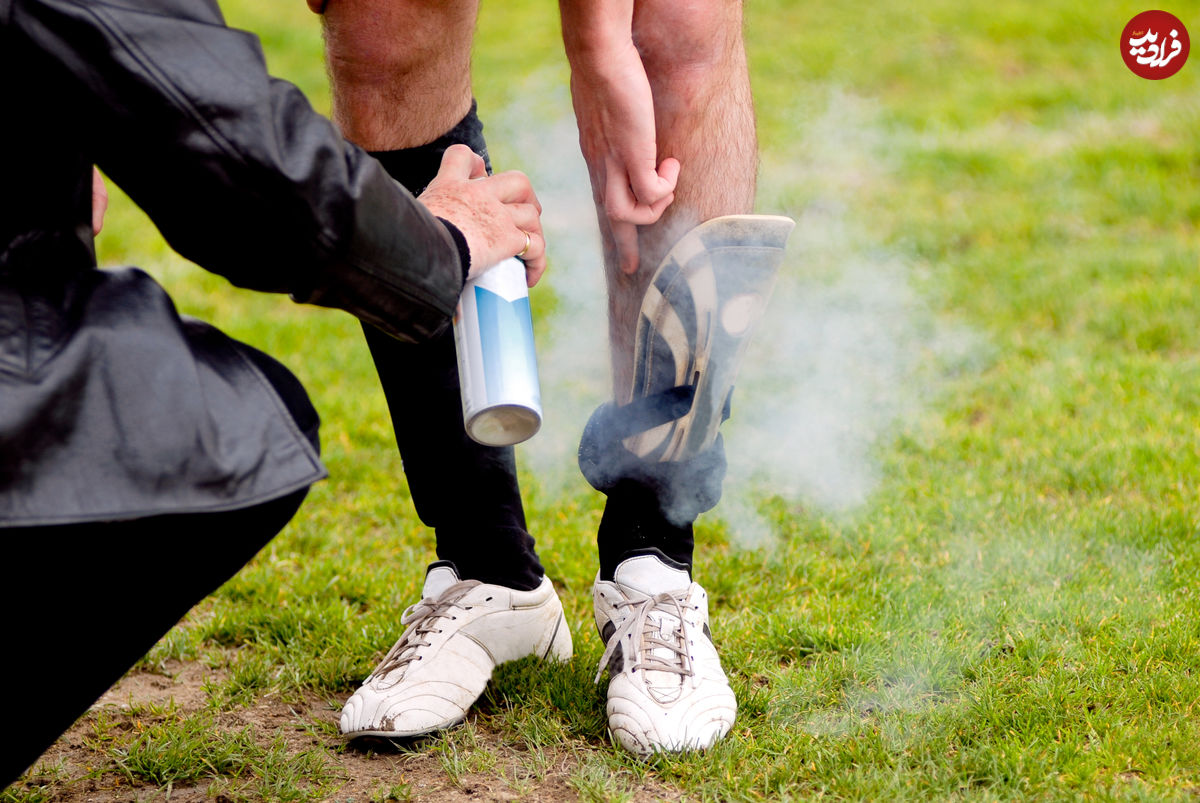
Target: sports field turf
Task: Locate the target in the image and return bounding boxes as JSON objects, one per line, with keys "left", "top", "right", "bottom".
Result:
{"left": 6, "top": 1, "right": 1200, "bottom": 800}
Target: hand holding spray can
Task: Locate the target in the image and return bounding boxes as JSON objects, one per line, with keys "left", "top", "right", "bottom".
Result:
{"left": 452, "top": 256, "right": 542, "bottom": 446}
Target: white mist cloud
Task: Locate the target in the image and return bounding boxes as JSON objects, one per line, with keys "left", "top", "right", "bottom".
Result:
{"left": 489, "top": 80, "right": 984, "bottom": 541}
{"left": 485, "top": 79, "right": 611, "bottom": 497}
{"left": 720, "top": 93, "right": 984, "bottom": 542}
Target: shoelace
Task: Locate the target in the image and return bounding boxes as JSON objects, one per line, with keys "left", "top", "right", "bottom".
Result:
{"left": 595, "top": 590, "right": 694, "bottom": 684}
{"left": 370, "top": 580, "right": 481, "bottom": 680}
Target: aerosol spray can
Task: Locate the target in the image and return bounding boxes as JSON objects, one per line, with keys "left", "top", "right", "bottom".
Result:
{"left": 452, "top": 256, "right": 543, "bottom": 446}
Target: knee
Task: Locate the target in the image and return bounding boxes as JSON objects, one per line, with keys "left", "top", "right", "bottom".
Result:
{"left": 632, "top": 0, "right": 744, "bottom": 79}
{"left": 323, "top": 0, "right": 477, "bottom": 85}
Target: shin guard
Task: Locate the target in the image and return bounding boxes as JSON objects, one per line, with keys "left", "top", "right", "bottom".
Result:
{"left": 581, "top": 215, "right": 793, "bottom": 570}
{"left": 624, "top": 214, "right": 795, "bottom": 462}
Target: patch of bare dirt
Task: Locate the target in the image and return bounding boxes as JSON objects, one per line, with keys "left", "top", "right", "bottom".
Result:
{"left": 13, "top": 663, "right": 683, "bottom": 802}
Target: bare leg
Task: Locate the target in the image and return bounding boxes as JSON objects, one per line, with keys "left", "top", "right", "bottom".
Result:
{"left": 570, "top": 0, "right": 758, "bottom": 578}
{"left": 321, "top": 0, "right": 478, "bottom": 150}
{"left": 604, "top": 0, "right": 757, "bottom": 400}
{"left": 576, "top": 7, "right": 756, "bottom": 757}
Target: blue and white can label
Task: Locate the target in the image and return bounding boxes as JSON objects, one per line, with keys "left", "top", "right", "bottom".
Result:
{"left": 452, "top": 257, "right": 543, "bottom": 446}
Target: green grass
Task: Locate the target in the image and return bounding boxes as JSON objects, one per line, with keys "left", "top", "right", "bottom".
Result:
{"left": 7, "top": 0, "right": 1200, "bottom": 800}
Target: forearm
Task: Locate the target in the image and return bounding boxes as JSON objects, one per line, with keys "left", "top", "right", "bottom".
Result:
{"left": 11, "top": 0, "right": 463, "bottom": 342}
{"left": 559, "top": 0, "right": 635, "bottom": 68}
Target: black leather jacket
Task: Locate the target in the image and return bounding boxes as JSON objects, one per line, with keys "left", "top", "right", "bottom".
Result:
{"left": 0, "top": 0, "right": 466, "bottom": 525}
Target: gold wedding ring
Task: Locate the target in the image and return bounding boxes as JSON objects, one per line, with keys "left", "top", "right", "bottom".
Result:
{"left": 517, "top": 230, "right": 531, "bottom": 258}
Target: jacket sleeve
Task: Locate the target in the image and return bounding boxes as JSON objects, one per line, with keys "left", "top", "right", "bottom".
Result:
{"left": 5, "top": 0, "right": 464, "bottom": 342}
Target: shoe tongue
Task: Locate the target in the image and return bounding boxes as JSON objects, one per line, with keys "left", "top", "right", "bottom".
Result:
{"left": 616, "top": 556, "right": 691, "bottom": 698}
{"left": 614, "top": 553, "right": 690, "bottom": 596}
{"left": 423, "top": 562, "right": 461, "bottom": 598}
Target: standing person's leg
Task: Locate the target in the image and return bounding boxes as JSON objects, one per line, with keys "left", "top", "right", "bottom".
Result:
{"left": 573, "top": 0, "right": 788, "bottom": 755}
{"left": 605, "top": 0, "right": 757, "bottom": 398}
{"left": 589, "top": 0, "right": 758, "bottom": 582}
{"left": 318, "top": 0, "right": 542, "bottom": 590}
{"left": 311, "top": 0, "right": 572, "bottom": 741}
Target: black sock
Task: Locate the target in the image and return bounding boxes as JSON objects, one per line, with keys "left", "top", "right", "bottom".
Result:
{"left": 361, "top": 101, "right": 543, "bottom": 593}
{"left": 368, "top": 100, "right": 490, "bottom": 194}
{"left": 597, "top": 480, "right": 695, "bottom": 580}
{"left": 579, "top": 403, "right": 728, "bottom": 581}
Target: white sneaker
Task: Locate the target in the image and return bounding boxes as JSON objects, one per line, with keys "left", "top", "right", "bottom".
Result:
{"left": 593, "top": 551, "right": 737, "bottom": 755}
{"left": 340, "top": 562, "right": 573, "bottom": 739}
